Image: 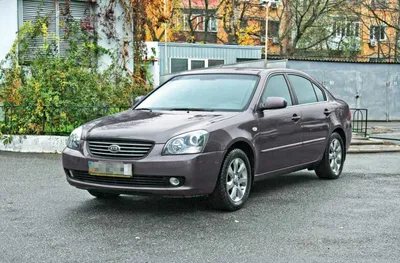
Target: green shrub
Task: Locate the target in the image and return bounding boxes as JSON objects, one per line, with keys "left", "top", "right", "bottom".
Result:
{"left": 0, "top": 12, "right": 152, "bottom": 136}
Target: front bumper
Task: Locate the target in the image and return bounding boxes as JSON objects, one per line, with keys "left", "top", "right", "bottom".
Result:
{"left": 62, "top": 144, "right": 224, "bottom": 196}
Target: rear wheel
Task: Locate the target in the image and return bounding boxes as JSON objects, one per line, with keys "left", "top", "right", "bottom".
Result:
{"left": 88, "top": 190, "right": 120, "bottom": 199}
{"left": 208, "top": 149, "right": 252, "bottom": 211}
{"left": 315, "top": 132, "right": 345, "bottom": 179}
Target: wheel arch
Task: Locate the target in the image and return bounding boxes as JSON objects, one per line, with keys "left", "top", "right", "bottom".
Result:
{"left": 224, "top": 139, "right": 256, "bottom": 184}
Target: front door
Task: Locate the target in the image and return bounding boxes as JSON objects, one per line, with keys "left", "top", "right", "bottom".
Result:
{"left": 255, "top": 74, "right": 303, "bottom": 175}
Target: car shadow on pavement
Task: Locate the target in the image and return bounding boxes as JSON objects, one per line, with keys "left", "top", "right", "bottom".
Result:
{"left": 250, "top": 171, "right": 320, "bottom": 197}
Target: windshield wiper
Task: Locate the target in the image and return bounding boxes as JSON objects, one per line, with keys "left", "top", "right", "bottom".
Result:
{"left": 135, "top": 108, "right": 153, "bottom": 112}
{"left": 169, "top": 108, "right": 214, "bottom": 112}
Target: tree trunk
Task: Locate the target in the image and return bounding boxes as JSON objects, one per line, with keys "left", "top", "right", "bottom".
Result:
{"left": 204, "top": 0, "right": 209, "bottom": 43}
{"left": 187, "top": 0, "right": 195, "bottom": 42}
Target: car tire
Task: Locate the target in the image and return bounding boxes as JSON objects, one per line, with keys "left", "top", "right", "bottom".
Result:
{"left": 88, "top": 190, "right": 120, "bottom": 199}
{"left": 208, "top": 149, "right": 252, "bottom": 211}
{"left": 315, "top": 132, "right": 345, "bottom": 180}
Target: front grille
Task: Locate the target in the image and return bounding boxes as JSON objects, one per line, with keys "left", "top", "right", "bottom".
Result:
{"left": 87, "top": 140, "right": 153, "bottom": 159}
{"left": 70, "top": 170, "right": 184, "bottom": 188}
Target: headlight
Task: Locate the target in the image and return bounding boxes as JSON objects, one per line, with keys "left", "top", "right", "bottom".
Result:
{"left": 163, "top": 130, "right": 209, "bottom": 155}
{"left": 66, "top": 126, "right": 83, "bottom": 150}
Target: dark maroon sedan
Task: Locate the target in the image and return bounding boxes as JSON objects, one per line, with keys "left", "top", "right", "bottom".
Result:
{"left": 62, "top": 68, "right": 352, "bottom": 211}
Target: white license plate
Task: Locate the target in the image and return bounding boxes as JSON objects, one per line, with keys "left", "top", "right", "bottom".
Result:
{"left": 88, "top": 161, "right": 132, "bottom": 178}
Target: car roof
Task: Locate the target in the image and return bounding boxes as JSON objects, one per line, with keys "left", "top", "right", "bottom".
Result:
{"left": 178, "top": 67, "right": 308, "bottom": 77}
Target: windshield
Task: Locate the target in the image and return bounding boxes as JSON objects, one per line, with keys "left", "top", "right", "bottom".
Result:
{"left": 136, "top": 74, "right": 259, "bottom": 111}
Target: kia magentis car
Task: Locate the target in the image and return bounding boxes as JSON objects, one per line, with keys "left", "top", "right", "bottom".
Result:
{"left": 62, "top": 68, "right": 352, "bottom": 211}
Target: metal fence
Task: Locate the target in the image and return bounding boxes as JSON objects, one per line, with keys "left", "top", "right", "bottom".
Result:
{"left": 0, "top": 104, "right": 130, "bottom": 136}
{"left": 351, "top": 108, "right": 368, "bottom": 137}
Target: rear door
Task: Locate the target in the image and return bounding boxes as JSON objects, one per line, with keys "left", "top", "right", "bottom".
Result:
{"left": 287, "top": 74, "right": 331, "bottom": 163}
{"left": 256, "top": 74, "right": 303, "bottom": 174}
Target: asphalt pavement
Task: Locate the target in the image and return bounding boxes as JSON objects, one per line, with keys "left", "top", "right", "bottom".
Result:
{"left": 1, "top": 152, "right": 400, "bottom": 263}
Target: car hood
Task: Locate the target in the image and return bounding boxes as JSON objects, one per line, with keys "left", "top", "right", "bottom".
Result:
{"left": 84, "top": 110, "right": 239, "bottom": 143}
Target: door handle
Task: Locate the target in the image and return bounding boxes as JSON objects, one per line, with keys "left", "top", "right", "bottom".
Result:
{"left": 324, "top": 109, "right": 331, "bottom": 116}
{"left": 292, "top": 114, "right": 301, "bottom": 122}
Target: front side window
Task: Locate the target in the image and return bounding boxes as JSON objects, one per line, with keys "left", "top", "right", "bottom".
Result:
{"left": 137, "top": 74, "right": 259, "bottom": 111}
{"left": 288, "top": 75, "right": 318, "bottom": 104}
{"left": 261, "top": 75, "right": 293, "bottom": 106}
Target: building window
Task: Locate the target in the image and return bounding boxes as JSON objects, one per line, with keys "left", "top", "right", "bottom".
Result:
{"left": 209, "top": 17, "right": 217, "bottom": 32}
{"left": 183, "top": 14, "right": 217, "bottom": 32}
{"left": 171, "top": 58, "right": 189, "bottom": 73}
{"left": 197, "top": 15, "right": 205, "bottom": 31}
{"left": 191, "top": 14, "right": 205, "bottom": 31}
{"left": 370, "top": 25, "right": 386, "bottom": 41}
{"left": 20, "top": 0, "right": 91, "bottom": 56}
{"left": 191, "top": 60, "right": 205, "bottom": 69}
{"left": 269, "top": 21, "right": 280, "bottom": 38}
{"left": 208, "top": 59, "right": 224, "bottom": 67}
{"left": 182, "top": 14, "right": 189, "bottom": 31}
{"left": 332, "top": 21, "right": 360, "bottom": 38}
{"left": 371, "top": 0, "right": 388, "bottom": 9}
{"left": 170, "top": 58, "right": 225, "bottom": 73}
{"left": 260, "top": 20, "right": 279, "bottom": 42}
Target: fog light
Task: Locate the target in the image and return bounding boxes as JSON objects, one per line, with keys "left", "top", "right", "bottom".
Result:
{"left": 169, "top": 177, "right": 180, "bottom": 186}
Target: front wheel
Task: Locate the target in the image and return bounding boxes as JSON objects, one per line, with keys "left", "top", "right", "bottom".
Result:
{"left": 315, "top": 132, "right": 345, "bottom": 179}
{"left": 208, "top": 149, "right": 252, "bottom": 211}
{"left": 88, "top": 190, "right": 120, "bottom": 199}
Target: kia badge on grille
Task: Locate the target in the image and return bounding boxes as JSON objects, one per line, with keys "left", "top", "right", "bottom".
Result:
{"left": 108, "top": 144, "right": 121, "bottom": 153}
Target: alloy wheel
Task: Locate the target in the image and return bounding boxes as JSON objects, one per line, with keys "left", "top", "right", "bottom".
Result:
{"left": 329, "top": 138, "right": 343, "bottom": 175}
{"left": 226, "top": 158, "right": 248, "bottom": 202}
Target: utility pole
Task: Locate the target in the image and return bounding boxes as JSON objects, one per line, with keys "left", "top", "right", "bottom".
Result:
{"left": 261, "top": 1, "right": 272, "bottom": 67}
{"left": 164, "top": 0, "right": 168, "bottom": 74}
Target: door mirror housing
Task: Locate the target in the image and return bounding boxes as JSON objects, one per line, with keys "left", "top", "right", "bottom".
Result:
{"left": 259, "top": 97, "right": 287, "bottom": 110}
{"left": 133, "top": 95, "right": 145, "bottom": 106}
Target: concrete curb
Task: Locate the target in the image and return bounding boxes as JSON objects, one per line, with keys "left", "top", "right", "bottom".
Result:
{"left": 348, "top": 147, "right": 400, "bottom": 154}
{"left": 0, "top": 135, "right": 68, "bottom": 153}
{"left": 350, "top": 139, "right": 384, "bottom": 145}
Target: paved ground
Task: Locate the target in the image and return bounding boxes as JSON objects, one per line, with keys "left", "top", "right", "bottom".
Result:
{"left": 1, "top": 152, "right": 400, "bottom": 263}
{"left": 368, "top": 121, "right": 400, "bottom": 130}
{"left": 367, "top": 121, "right": 400, "bottom": 135}
{"left": 370, "top": 133, "right": 400, "bottom": 145}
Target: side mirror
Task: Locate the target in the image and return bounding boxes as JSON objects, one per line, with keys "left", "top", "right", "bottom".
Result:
{"left": 133, "top": 95, "right": 145, "bottom": 106}
{"left": 259, "top": 97, "right": 287, "bottom": 110}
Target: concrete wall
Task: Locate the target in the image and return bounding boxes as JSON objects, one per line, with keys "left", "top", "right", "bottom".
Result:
{"left": 288, "top": 61, "right": 400, "bottom": 121}
{"left": 0, "top": 0, "right": 19, "bottom": 63}
{"left": 0, "top": 135, "right": 68, "bottom": 153}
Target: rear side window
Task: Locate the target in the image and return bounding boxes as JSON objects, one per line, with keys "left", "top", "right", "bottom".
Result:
{"left": 261, "top": 75, "right": 293, "bottom": 106}
{"left": 312, "top": 84, "right": 326, "bottom": 101}
{"left": 288, "top": 75, "right": 318, "bottom": 104}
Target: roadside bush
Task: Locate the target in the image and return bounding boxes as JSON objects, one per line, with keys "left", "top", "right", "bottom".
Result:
{"left": 0, "top": 12, "right": 152, "bottom": 136}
